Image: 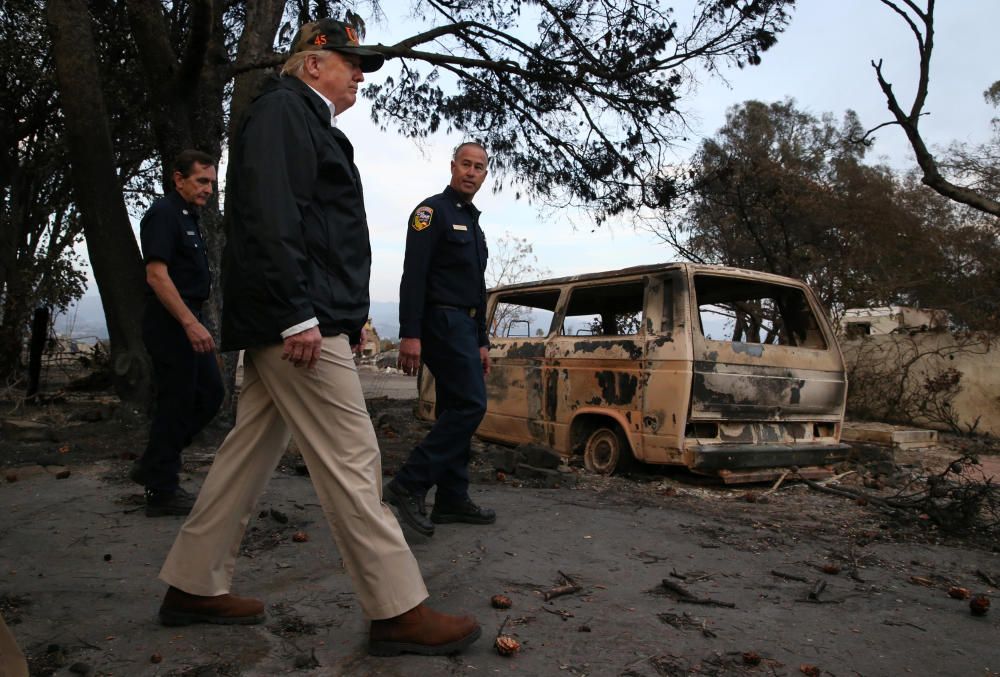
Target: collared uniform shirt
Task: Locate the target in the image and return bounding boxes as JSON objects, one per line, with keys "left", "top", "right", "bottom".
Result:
{"left": 139, "top": 191, "right": 211, "bottom": 302}
{"left": 399, "top": 185, "right": 489, "bottom": 346}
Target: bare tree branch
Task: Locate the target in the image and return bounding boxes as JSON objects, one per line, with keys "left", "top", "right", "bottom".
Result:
{"left": 867, "top": 0, "right": 1000, "bottom": 216}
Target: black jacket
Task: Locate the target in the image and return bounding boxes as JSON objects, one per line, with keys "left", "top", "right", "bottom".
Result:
{"left": 398, "top": 185, "right": 488, "bottom": 346}
{"left": 221, "top": 75, "right": 371, "bottom": 351}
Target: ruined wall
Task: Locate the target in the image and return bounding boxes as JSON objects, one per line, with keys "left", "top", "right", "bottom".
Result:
{"left": 841, "top": 332, "right": 1000, "bottom": 437}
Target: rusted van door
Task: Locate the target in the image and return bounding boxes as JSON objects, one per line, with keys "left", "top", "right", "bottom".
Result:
{"left": 639, "top": 270, "right": 693, "bottom": 465}
{"left": 546, "top": 278, "right": 647, "bottom": 470}
{"left": 478, "top": 289, "right": 560, "bottom": 447}
{"left": 684, "top": 270, "right": 848, "bottom": 474}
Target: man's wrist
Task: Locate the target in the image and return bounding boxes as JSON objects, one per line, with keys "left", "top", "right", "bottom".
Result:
{"left": 281, "top": 317, "right": 319, "bottom": 338}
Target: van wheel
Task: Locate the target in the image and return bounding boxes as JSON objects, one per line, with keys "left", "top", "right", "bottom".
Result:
{"left": 583, "top": 427, "right": 632, "bottom": 475}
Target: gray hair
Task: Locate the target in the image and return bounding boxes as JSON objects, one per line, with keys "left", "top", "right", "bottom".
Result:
{"left": 453, "top": 141, "right": 489, "bottom": 165}
{"left": 281, "top": 50, "right": 326, "bottom": 77}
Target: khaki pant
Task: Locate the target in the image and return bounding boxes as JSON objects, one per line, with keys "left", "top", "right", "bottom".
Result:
{"left": 160, "top": 335, "right": 427, "bottom": 619}
{"left": 0, "top": 615, "right": 27, "bottom": 677}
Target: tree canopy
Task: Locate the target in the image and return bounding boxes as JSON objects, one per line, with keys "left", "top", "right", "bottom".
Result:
{"left": 865, "top": 0, "right": 1000, "bottom": 217}
{"left": 651, "top": 98, "right": 999, "bottom": 329}
{"left": 7, "top": 0, "right": 799, "bottom": 400}
{"left": 367, "top": 0, "right": 796, "bottom": 222}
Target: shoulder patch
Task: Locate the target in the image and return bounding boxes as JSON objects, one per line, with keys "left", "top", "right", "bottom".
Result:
{"left": 411, "top": 206, "right": 434, "bottom": 232}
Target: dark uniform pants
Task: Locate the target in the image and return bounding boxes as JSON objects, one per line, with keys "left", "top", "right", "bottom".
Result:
{"left": 140, "top": 300, "right": 224, "bottom": 494}
{"left": 395, "top": 306, "right": 486, "bottom": 506}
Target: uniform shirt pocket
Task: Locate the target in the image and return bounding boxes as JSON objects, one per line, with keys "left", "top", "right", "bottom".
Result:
{"left": 445, "top": 230, "right": 473, "bottom": 245}
{"left": 181, "top": 229, "right": 203, "bottom": 250}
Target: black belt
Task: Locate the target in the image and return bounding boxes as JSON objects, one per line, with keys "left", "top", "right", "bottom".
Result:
{"left": 431, "top": 304, "right": 477, "bottom": 318}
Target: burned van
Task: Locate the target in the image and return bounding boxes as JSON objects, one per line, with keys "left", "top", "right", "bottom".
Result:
{"left": 416, "top": 263, "right": 850, "bottom": 483}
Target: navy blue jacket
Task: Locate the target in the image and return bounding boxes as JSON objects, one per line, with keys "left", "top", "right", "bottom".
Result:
{"left": 398, "top": 185, "right": 488, "bottom": 346}
{"left": 221, "top": 75, "right": 371, "bottom": 351}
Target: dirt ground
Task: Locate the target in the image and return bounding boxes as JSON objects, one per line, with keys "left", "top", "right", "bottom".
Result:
{"left": 2, "top": 369, "right": 1000, "bottom": 676}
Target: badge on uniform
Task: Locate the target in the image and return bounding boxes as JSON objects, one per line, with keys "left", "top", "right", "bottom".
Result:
{"left": 411, "top": 206, "right": 434, "bottom": 231}
{"left": 453, "top": 224, "right": 468, "bottom": 231}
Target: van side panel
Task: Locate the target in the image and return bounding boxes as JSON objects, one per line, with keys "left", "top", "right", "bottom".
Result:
{"left": 640, "top": 338, "right": 691, "bottom": 464}
{"left": 480, "top": 340, "right": 548, "bottom": 446}
{"left": 690, "top": 357, "right": 847, "bottom": 420}
{"left": 639, "top": 270, "right": 693, "bottom": 464}
{"left": 548, "top": 339, "right": 644, "bottom": 454}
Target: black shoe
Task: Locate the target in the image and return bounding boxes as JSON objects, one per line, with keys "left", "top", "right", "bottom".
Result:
{"left": 145, "top": 487, "right": 196, "bottom": 517}
{"left": 385, "top": 481, "right": 435, "bottom": 536}
{"left": 129, "top": 459, "right": 149, "bottom": 486}
{"left": 430, "top": 498, "right": 496, "bottom": 525}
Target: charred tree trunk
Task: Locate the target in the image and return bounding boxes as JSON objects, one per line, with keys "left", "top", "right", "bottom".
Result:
{"left": 0, "top": 210, "right": 26, "bottom": 381}
{"left": 124, "top": 0, "right": 285, "bottom": 421}
{"left": 212, "top": 0, "right": 286, "bottom": 420}
{"left": 0, "top": 284, "right": 28, "bottom": 383}
{"left": 47, "top": 0, "right": 152, "bottom": 407}
{"left": 26, "top": 306, "right": 49, "bottom": 400}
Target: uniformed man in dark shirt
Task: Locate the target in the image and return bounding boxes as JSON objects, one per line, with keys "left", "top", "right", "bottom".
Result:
{"left": 132, "top": 150, "right": 224, "bottom": 517}
{"left": 388, "top": 142, "right": 495, "bottom": 537}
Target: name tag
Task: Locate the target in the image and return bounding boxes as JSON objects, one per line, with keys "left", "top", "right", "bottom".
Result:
{"left": 453, "top": 224, "right": 468, "bottom": 231}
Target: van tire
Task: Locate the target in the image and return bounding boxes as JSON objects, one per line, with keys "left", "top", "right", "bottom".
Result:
{"left": 583, "top": 426, "right": 633, "bottom": 475}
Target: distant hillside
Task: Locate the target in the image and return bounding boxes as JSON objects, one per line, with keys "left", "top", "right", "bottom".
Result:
{"left": 55, "top": 293, "right": 402, "bottom": 343}
{"left": 56, "top": 293, "right": 108, "bottom": 342}
{"left": 368, "top": 301, "right": 400, "bottom": 341}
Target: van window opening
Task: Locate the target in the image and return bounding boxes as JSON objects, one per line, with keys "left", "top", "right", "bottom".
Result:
{"left": 561, "top": 281, "right": 645, "bottom": 337}
{"left": 491, "top": 290, "right": 559, "bottom": 338}
{"left": 694, "top": 275, "right": 827, "bottom": 349}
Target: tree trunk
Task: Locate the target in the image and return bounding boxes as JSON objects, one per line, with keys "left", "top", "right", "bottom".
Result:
{"left": 47, "top": 0, "right": 152, "bottom": 406}
{"left": 213, "top": 0, "right": 286, "bottom": 420}
{"left": 26, "top": 306, "right": 49, "bottom": 400}
{"left": 0, "top": 287, "right": 27, "bottom": 382}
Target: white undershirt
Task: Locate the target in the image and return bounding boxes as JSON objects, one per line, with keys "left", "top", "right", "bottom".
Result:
{"left": 306, "top": 83, "right": 337, "bottom": 126}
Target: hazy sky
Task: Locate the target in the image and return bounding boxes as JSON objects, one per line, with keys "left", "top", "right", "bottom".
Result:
{"left": 343, "top": 0, "right": 999, "bottom": 302}
{"left": 71, "top": 1, "right": 997, "bottom": 319}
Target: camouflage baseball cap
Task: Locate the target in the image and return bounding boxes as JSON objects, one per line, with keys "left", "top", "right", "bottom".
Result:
{"left": 289, "top": 18, "right": 385, "bottom": 73}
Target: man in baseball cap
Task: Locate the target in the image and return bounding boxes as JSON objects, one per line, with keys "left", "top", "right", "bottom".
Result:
{"left": 154, "top": 18, "right": 482, "bottom": 657}
{"left": 290, "top": 18, "right": 385, "bottom": 73}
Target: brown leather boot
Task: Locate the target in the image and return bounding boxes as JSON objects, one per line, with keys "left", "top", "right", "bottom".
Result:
{"left": 158, "top": 586, "right": 266, "bottom": 626}
{"left": 368, "top": 603, "right": 481, "bottom": 656}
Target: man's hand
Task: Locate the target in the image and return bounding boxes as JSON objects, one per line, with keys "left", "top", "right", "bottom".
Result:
{"left": 352, "top": 325, "right": 368, "bottom": 356}
{"left": 398, "top": 337, "right": 421, "bottom": 376}
{"left": 146, "top": 261, "right": 216, "bottom": 353}
{"left": 184, "top": 320, "right": 216, "bottom": 353}
{"left": 283, "top": 326, "right": 322, "bottom": 369}
{"left": 480, "top": 346, "right": 491, "bottom": 377}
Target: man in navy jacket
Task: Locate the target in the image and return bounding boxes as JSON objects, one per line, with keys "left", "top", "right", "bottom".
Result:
{"left": 388, "top": 142, "right": 496, "bottom": 536}
{"left": 155, "top": 19, "right": 480, "bottom": 657}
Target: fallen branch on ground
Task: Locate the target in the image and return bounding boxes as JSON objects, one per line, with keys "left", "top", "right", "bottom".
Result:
{"left": 542, "top": 570, "right": 582, "bottom": 601}
{"left": 762, "top": 469, "right": 791, "bottom": 496}
{"left": 770, "top": 569, "right": 810, "bottom": 583}
{"left": 976, "top": 570, "right": 998, "bottom": 588}
{"left": 659, "top": 579, "right": 736, "bottom": 608}
{"left": 808, "top": 580, "right": 827, "bottom": 600}
{"left": 802, "top": 456, "right": 1000, "bottom": 536}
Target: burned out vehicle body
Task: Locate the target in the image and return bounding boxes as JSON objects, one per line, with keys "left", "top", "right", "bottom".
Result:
{"left": 417, "top": 263, "right": 850, "bottom": 482}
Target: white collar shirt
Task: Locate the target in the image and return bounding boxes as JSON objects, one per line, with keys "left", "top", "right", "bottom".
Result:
{"left": 306, "top": 84, "right": 337, "bottom": 127}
